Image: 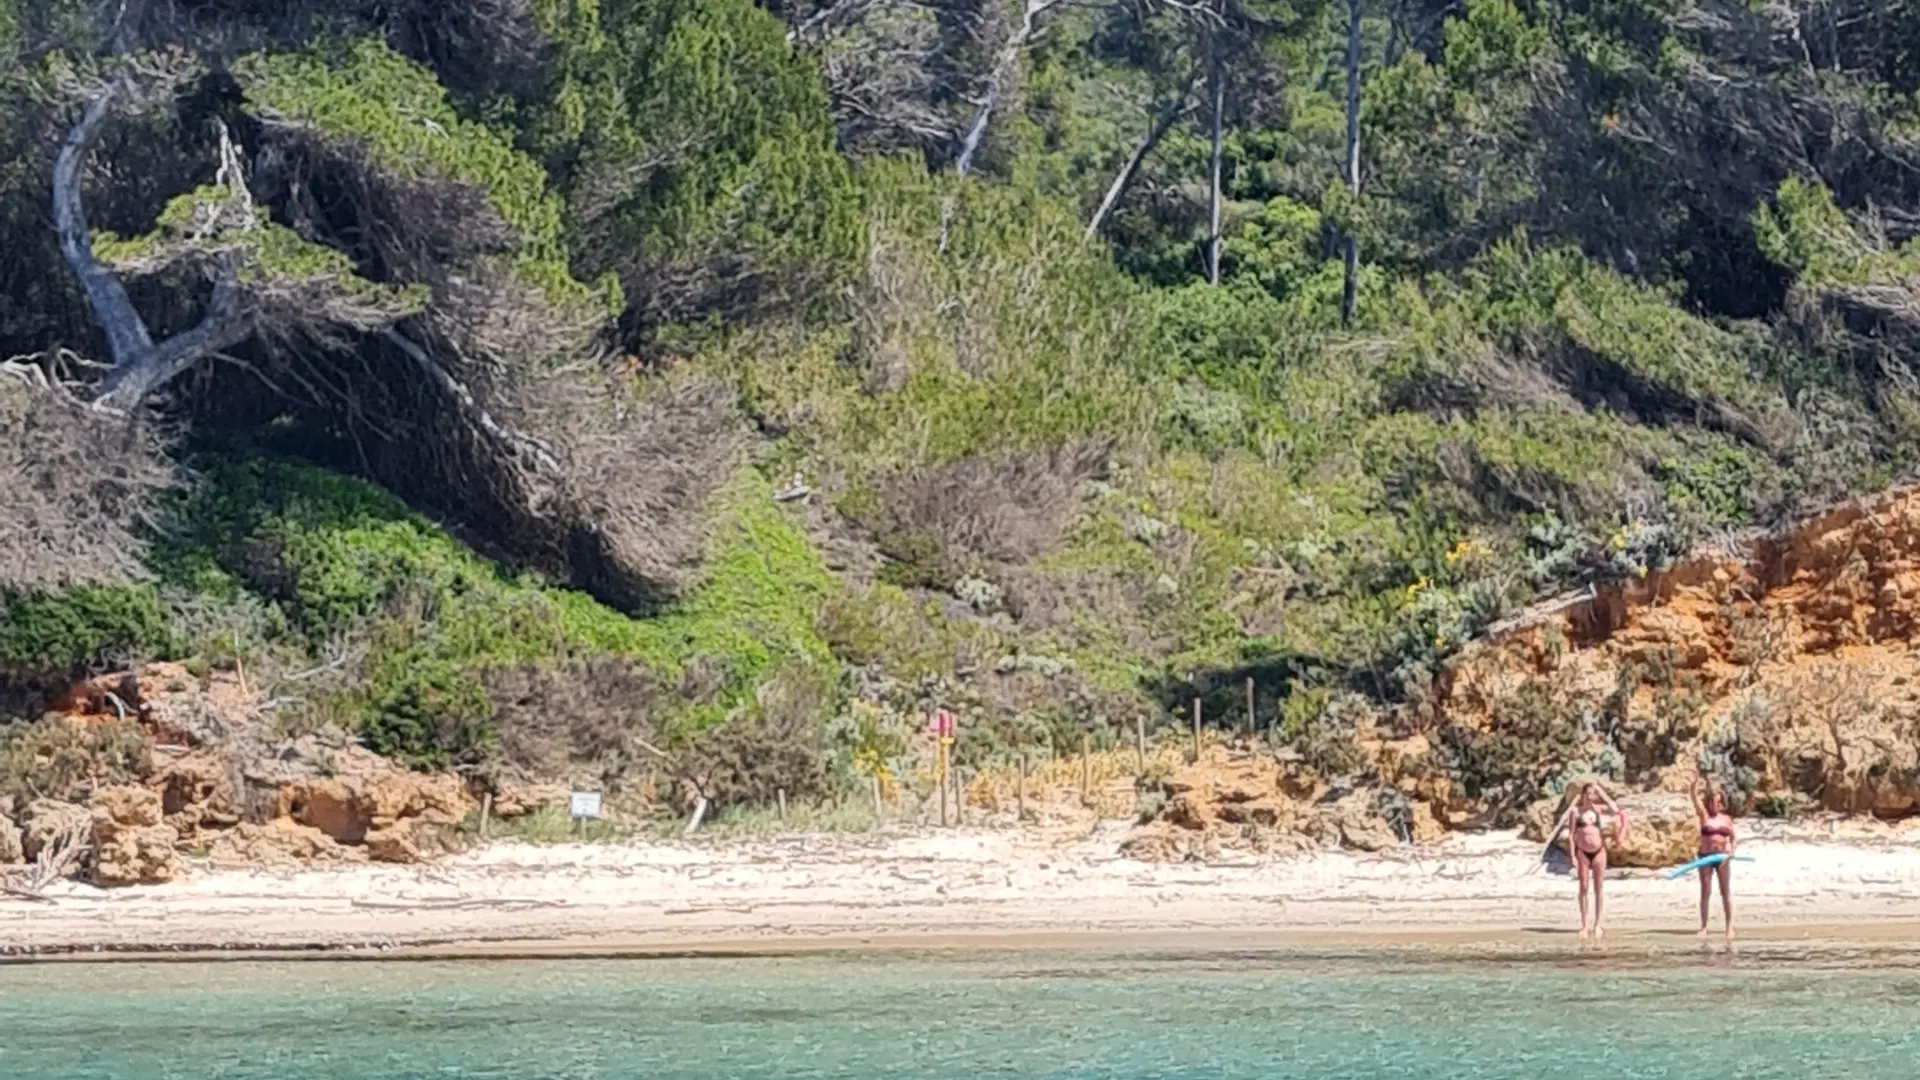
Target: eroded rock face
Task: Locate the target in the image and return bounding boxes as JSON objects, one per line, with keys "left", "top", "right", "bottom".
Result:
{"left": 1440, "top": 485, "right": 1920, "bottom": 824}
{"left": 491, "top": 780, "right": 569, "bottom": 820}
{"left": 31, "top": 663, "right": 487, "bottom": 870}
{"left": 1608, "top": 792, "right": 1699, "bottom": 869}
{"left": 151, "top": 750, "right": 241, "bottom": 843}
{"left": 1129, "top": 752, "right": 1412, "bottom": 859}
{"left": 209, "top": 819, "right": 358, "bottom": 867}
{"left": 50, "top": 661, "right": 250, "bottom": 747}
{"left": 90, "top": 786, "right": 180, "bottom": 886}
{"left": 1327, "top": 794, "right": 1400, "bottom": 853}
{"left": 280, "top": 761, "right": 469, "bottom": 864}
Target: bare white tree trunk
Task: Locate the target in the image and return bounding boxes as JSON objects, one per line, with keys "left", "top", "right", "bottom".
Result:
{"left": 380, "top": 327, "right": 561, "bottom": 473}
{"left": 54, "top": 82, "right": 252, "bottom": 410}
{"left": 1340, "top": 0, "right": 1363, "bottom": 326}
{"left": 1206, "top": 41, "right": 1226, "bottom": 285}
{"left": 953, "top": 0, "right": 1064, "bottom": 176}
{"left": 1086, "top": 86, "right": 1197, "bottom": 240}
{"left": 787, "top": 0, "right": 879, "bottom": 46}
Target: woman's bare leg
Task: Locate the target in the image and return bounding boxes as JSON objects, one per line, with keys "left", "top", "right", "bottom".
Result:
{"left": 1591, "top": 848, "right": 1608, "bottom": 939}
{"left": 1717, "top": 861, "right": 1734, "bottom": 938}
{"left": 1576, "top": 852, "right": 1592, "bottom": 939}
{"left": 1697, "top": 866, "right": 1712, "bottom": 936}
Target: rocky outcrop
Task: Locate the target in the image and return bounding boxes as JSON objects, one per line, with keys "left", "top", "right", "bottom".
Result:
{"left": 1129, "top": 751, "right": 1424, "bottom": 860}
{"left": 151, "top": 750, "right": 241, "bottom": 844}
{"left": 22, "top": 663, "right": 488, "bottom": 872}
{"left": 1441, "top": 484, "right": 1920, "bottom": 822}
{"left": 1520, "top": 790, "right": 1698, "bottom": 868}
{"left": 89, "top": 786, "right": 180, "bottom": 886}
{"left": 279, "top": 756, "right": 469, "bottom": 865}
{"left": 51, "top": 661, "right": 250, "bottom": 747}
{"left": 491, "top": 780, "right": 569, "bottom": 820}
{"left": 1606, "top": 792, "right": 1700, "bottom": 868}
{"left": 209, "top": 819, "right": 356, "bottom": 867}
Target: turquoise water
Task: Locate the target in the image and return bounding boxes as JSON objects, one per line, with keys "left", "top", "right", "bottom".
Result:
{"left": 4, "top": 947, "right": 1920, "bottom": 1078}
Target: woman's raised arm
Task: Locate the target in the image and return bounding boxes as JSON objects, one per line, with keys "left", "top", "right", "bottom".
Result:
{"left": 1594, "top": 781, "right": 1631, "bottom": 844}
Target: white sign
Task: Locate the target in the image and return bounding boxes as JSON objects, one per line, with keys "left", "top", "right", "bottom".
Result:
{"left": 569, "top": 791, "right": 603, "bottom": 820}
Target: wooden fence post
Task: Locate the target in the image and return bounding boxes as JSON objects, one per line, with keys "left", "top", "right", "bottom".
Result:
{"left": 1246, "top": 677, "right": 1256, "bottom": 737}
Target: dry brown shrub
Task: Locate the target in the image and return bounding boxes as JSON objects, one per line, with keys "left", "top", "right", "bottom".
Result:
{"left": 484, "top": 657, "right": 664, "bottom": 793}
{"left": 677, "top": 668, "right": 834, "bottom": 810}
{"left": 0, "top": 716, "right": 153, "bottom": 806}
{"left": 1000, "top": 565, "right": 1164, "bottom": 654}
{"left": 510, "top": 374, "right": 747, "bottom": 611}
{"left": 0, "top": 378, "right": 174, "bottom": 591}
{"left": 864, "top": 442, "right": 1106, "bottom": 586}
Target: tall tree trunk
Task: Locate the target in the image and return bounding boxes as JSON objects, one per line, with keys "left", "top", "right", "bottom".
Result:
{"left": 56, "top": 82, "right": 252, "bottom": 410}
{"left": 1086, "top": 86, "right": 1197, "bottom": 241}
{"left": 1206, "top": 38, "right": 1225, "bottom": 286}
{"left": 954, "top": 0, "right": 1062, "bottom": 177}
{"left": 1340, "top": 0, "right": 1363, "bottom": 327}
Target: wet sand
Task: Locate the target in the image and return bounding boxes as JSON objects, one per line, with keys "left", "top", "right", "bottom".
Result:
{"left": 5, "top": 821, "right": 1917, "bottom": 960}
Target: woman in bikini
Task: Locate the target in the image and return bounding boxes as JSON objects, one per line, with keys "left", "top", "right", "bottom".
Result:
{"left": 1690, "top": 773, "right": 1735, "bottom": 938}
{"left": 1564, "top": 780, "right": 1629, "bottom": 940}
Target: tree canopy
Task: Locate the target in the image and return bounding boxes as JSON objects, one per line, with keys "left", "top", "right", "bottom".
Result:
{"left": 8, "top": 0, "right": 1920, "bottom": 799}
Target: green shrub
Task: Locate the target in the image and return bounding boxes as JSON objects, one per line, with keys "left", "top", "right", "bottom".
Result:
{"left": 0, "top": 715, "right": 152, "bottom": 804}
{"left": 0, "top": 585, "right": 173, "bottom": 673}
{"left": 152, "top": 456, "right": 838, "bottom": 765}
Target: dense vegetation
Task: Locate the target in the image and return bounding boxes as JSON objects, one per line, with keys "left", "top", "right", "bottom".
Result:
{"left": 6, "top": 0, "right": 1920, "bottom": 811}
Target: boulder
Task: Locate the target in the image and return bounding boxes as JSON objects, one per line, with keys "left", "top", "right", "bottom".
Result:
{"left": 1162, "top": 791, "right": 1215, "bottom": 831}
{"left": 1326, "top": 795, "right": 1399, "bottom": 852}
{"left": 1519, "top": 796, "right": 1563, "bottom": 845}
{"left": 281, "top": 766, "right": 468, "bottom": 863}
{"left": 1120, "top": 821, "right": 1221, "bottom": 863}
{"left": 1608, "top": 792, "right": 1701, "bottom": 868}
{"left": 151, "top": 750, "right": 240, "bottom": 842}
{"left": 1409, "top": 802, "right": 1447, "bottom": 846}
{"left": 209, "top": 820, "right": 356, "bottom": 867}
{"left": 89, "top": 786, "right": 180, "bottom": 886}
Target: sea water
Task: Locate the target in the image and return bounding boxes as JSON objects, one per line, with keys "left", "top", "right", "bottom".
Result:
{"left": 3, "top": 945, "right": 1919, "bottom": 1078}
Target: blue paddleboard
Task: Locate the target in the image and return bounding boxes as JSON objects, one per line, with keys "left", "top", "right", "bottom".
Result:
{"left": 1664, "top": 853, "right": 1753, "bottom": 879}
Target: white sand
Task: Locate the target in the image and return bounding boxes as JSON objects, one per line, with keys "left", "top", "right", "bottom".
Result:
{"left": 6, "top": 820, "right": 1920, "bottom": 956}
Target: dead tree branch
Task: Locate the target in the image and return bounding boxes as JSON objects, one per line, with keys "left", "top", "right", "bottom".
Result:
{"left": 381, "top": 327, "right": 562, "bottom": 474}
{"left": 1087, "top": 80, "right": 1201, "bottom": 239}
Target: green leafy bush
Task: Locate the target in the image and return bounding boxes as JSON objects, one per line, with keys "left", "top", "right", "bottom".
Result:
{"left": 0, "top": 715, "right": 152, "bottom": 804}
{"left": 0, "top": 585, "right": 173, "bottom": 674}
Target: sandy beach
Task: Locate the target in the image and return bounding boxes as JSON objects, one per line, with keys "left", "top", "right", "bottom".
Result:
{"left": 4, "top": 817, "right": 1919, "bottom": 959}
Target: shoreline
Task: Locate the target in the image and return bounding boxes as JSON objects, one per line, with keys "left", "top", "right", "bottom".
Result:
{"left": 6, "top": 822, "right": 1918, "bottom": 963}
{"left": 13, "top": 921, "right": 1920, "bottom": 965}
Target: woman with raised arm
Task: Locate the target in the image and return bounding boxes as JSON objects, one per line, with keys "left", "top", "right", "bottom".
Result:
{"left": 1565, "top": 780, "right": 1630, "bottom": 941}
{"left": 1690, "top": 772, "right": 1736, "bottom": 938}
